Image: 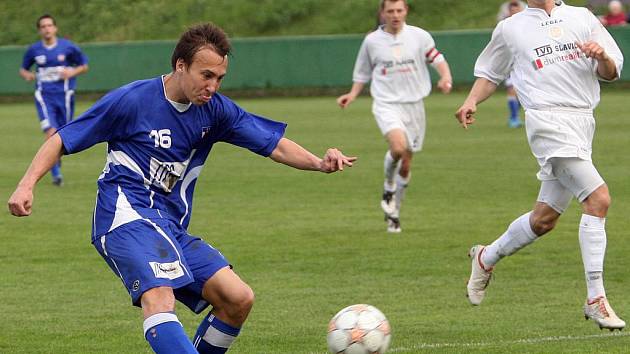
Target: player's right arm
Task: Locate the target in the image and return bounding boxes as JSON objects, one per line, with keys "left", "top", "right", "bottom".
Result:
{"left": 19, "top": 68, "right": 36, "bottom": 81}
{"left": 455, "top": 20, "right": 511, "bottom": 129}
{"left": 336, "top": 82, "right": 365, "bottom": 108}
{"left": 337, "top": 38, "right": 371, "bottom": 109}
{"left": 8, "top": 134, "right": 64, "bottom": 216}
{"left": 19, "top": 47, "right": 36, "bottom": 81}
{"left": 455, "top": 78, "right": 498, "bottom": 129}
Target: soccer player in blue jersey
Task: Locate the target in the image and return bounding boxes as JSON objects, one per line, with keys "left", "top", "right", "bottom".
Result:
{"left": 9, "top": 23, "right": 356, "bottom": 353}
{"left": 20, "top": 14, "right": 89, "bottom": 186}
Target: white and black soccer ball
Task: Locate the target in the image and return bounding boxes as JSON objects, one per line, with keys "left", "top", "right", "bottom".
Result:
{"left": 327, "top": 304, "right": 391, "bottom": 354}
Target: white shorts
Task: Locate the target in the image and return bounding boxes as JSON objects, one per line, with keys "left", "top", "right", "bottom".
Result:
{"left": 525, "top": 108, "right": 595, "bottom": 181}
{"left": 536, "top": 157, "right": 605, "bottom": 213}
{"left": 372, "top": 100, "right": 426, "bottom": 152}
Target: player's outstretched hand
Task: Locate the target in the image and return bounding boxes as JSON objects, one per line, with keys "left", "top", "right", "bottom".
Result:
{"left": 8, "top": 187, "right": 34, "bottom": 217}
{"left": 336, "top": 94, "right": 355, "bottom": 109}
{"left": 437, "top": 78, "right": 453, "bottom": 94}
{"left": 576, "top": 41, "right": 608, "bottom": 61}
{"left": 320, "top": 148, "right": 357, "bottom": 173}
{"left": 455, "top": 101, "right": 477, "bottom": 130}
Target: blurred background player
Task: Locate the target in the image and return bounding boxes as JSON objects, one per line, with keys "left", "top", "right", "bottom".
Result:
{"left": 601, "top": 0, "right": 628, "bottom": 26}
{"left": 9, "top": 23, "right": 355, "bottom": 354}
{"left": 19, "top": 14, "right": 89, "bottom": 186}
{"left": 337, "top": 0, "right": 452, "bottom": 233}
{"left": 498, "top": 0, "right": 526, "bottom": 128}
{"left": 456, "top": 0, "right": 625, "bottom": 330}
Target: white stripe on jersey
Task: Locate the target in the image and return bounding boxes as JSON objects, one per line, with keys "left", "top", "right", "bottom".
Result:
{"left": 179, "top": 165, "right": 203, "bottom": 225}
{"left": 108, "top": 185, "right": 143, "bottom": 232}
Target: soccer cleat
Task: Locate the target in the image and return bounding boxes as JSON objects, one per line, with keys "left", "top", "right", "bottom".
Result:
{"left": 466, "top": 245, "right": 493, "bottom": 306}
{"left": 508, "top": 118, "right": 523, "bottom": 128}
{"left": 385, "top": 215, "right": 401, "bottom": 233}
{"left": 381, "top": 190, "right": 396, "bottom": 216}
{"left": 52, "top": 176, "right": 64, "bottom": 187}
{"left": 584, "top": 296, "right": 626, "bottom": 331}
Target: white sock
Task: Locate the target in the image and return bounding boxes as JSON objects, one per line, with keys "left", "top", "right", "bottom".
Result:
{"left": 384, "top": 151, "right": 400, "bottom": 191}
{"left": 394, "top": 173, "right": 410, "bottom": 215}
{"left": 482, "top": 212, "right": 538, "bottom": 267}
{"left": 579, "top": 214, "right": 607, "bottom": 300}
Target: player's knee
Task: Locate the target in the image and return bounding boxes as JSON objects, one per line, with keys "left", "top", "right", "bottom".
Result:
{"left": 225, "top": 284, "right": 255, "bottom": 323}
{"left": 583, "top": 187, "right": 610, "bottom": 217}
{"left": 399, "top": 157, "right": 412, "bottom": 177}
{"left": 141, "top": 287, "right": 176, "bottom": 316}
{"left": 530, "top": 214, "right": 558, "bottom": 236}
{"left": 390, "top": 145, "right": 406, "bottom": 160}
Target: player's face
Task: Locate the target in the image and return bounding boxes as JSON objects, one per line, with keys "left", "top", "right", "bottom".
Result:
{"left": 178, "top": 48, "right": 228, "bottom": 105}
{"left": 381, "top": 1, "right": 408, "bottom": 33}
{"left": 38, "top": 18, "right": 57, "bottom": 41}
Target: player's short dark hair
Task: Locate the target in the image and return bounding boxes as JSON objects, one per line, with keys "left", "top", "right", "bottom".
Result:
{"left": 36, "top": 14, "right": 56, "bottom": 29}
{"left": 171, "top": 23, "right": 232, "bottom": 70}
{"left": 380, "top": 0, "right": 408, "bottom": 11}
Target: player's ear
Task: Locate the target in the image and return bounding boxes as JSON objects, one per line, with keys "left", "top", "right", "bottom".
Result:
{"left": 176, "top": 59, "right": 185, "bottom": 73}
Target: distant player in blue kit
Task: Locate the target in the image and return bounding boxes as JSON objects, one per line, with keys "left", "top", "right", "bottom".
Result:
{"left": 20, "top": 14, "right": 89, "bottom": 186}
{"left": 9, "top": 23, "right": 356, "bottom": 353}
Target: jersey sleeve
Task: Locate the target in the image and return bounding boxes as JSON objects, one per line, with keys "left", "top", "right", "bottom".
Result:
{"left": 213, "top": 96, "right": 286, "bottom": 157}
{"left": 67, "top": 42, "right": 88, "bottom": 66}
{"left": 352, "top": 38, "right": 373, "bottom": 84}
{"left": 21, "top": 46, "right": 35, "bottom": 70}
{"left": 588, "top": 10, "right": 624, "bottom": 81}
{"left": 473, "top": 21, "right": 513, "bottom": 84}
{"left": 57, "top": 89, "right": 129, "bottom": 154}
{"left": 421, "top": 31, "right": 445, "bottom": 67}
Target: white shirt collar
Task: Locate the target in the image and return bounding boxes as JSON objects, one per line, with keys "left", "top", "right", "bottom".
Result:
{"left": 161, "top": 75, "right": 192, "bottom": 113}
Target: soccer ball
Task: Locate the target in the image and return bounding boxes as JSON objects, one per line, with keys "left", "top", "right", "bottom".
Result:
{"left": 327, "top": 304, "right": 391, "bottom": 354}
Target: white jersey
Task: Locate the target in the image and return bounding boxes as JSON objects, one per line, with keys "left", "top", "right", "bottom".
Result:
{"left": 475, "top": 4, "right": 623, "bottom": 110}
{"left": 353, "top": 24, "right": 445, "bottom": 103}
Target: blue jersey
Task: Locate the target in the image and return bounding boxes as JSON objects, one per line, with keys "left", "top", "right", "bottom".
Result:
{"left": 22, "top": 38, "right": 88, "bottom": 93}
{"left": 57, "top": 77, "right": 286, "bottom": 240}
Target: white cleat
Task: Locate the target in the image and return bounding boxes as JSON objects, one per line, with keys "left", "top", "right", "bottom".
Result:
{"left": 466, "top": 245, "right": 493, "bottom": 306}
{"left": 386, "top": 215, "right": 401, "bottom": 233}
{"left": 584, "top": 296, "right": 626, "bottom": 331}
{"left": 381, "top": 190, "right": 397, "bottom": 217}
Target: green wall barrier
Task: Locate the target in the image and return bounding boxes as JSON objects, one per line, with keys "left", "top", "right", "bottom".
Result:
{"left": 1, "top": 28, "right": 629, "bottom": 95}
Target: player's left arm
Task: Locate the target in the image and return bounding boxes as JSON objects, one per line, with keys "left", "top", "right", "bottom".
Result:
{"left": 60, "top": 64, "right": 89, "bottom": 80}
{"left": 60, "top": 43, "right": 89, "bottom": 80}
{"left": 434, "top": 61, "right": 453, "bottom": 94}
{"left": 269, "top": 138, "right": 357, "bottom": 173}
{"left": 580, "top": 11, "right": 624, "bottom": 81}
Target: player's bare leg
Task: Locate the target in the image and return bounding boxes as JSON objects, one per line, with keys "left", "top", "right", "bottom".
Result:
{"left": 580, "top": 184, "right": 625, "bottom": 330}
{"left": 141, "top": 286, "right": 198, "bottom": 353}
{"left": 383, "top": 129, "right": 408, "bottom": 232}
{"left": 194, "top": 266, "right": 255, "bottom": 353}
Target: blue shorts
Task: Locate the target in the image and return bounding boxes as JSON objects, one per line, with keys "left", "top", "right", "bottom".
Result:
{"left": 92, "top": 218, "right": 230, "bottom": 314}
{"left": 34, "top": 90, "right": 75, "bottom": 132}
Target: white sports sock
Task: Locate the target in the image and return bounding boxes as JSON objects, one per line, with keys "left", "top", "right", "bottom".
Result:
{"left": 579, "top": 214, "right": 607, "bottom": 300}
{"left": 482, "top": 212, "right": 538, "bottom": 267}
{"left": 394, "top": 173, "right": 410, "bottom": 214}
{"left": 383, "top": 151, "right": 400, "bottom": 191}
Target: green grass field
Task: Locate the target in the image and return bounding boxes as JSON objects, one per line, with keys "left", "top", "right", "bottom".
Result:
{"left": 1, "top": 91, "right": 629, "bottom": 353}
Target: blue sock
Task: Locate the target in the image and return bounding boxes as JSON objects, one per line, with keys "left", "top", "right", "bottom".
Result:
{"left": 193, "top": 313, "right": 241, "bottom": 354}
{"left": 51, "top": 162, "right": 62, "bottom": 179}
{"left": 507, "top": 97, "right": 520, "bottom": 120}
{"left": 144, "top": 312, "right": 197, "bottom": 354}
